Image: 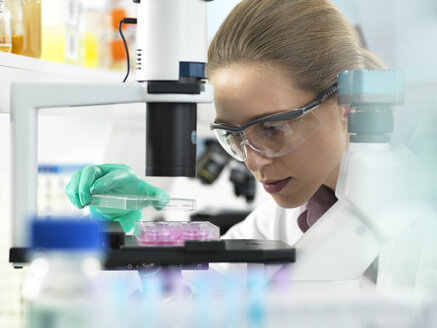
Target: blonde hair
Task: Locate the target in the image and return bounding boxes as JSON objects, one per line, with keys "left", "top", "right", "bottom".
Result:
{"left": 207, "top": 0, "right": 385, "bottom": 93}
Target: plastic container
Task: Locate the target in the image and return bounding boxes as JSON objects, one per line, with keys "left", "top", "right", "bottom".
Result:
{"left": 90, "top": 194, "right": 196, "bottom": 212}
{"left": 5, "top": 0, "right": 23, "bottom": 54}
{"left": 135, "top": 221, "right": 220, "bottom": 246}
{"left": 22, "top": 218, "right": 105, "bottom": 328}
{"left": 22, "top": 0, "right": 41, "bottom": 58}
{"left": 0, "top": 0, "right": 12, "bottom": 53}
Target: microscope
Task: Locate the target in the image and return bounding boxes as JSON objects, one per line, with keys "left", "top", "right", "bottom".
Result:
{"left": 196, "top": 138, "right": 256, "bottom": 204}
{"left": 9, "top": 0, "right": 295, "bottom": 270}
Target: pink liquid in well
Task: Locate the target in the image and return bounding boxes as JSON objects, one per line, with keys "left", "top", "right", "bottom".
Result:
{"left": 136, "top": 221, "right": 220, "bottom": 246}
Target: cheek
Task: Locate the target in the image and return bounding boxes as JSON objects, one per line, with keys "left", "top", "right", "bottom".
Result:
{"left": 310, "top": 122, "right": 346, "bottom": 170}
{"left": 289, "top": 121, "right": 346, "bottom": 177}
{"left": 314, "top": 107, "right": 347, "bottom": 152}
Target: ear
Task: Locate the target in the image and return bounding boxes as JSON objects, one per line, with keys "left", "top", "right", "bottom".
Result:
{"left": 338, "top": 105, "right": 350, "bottom": 132}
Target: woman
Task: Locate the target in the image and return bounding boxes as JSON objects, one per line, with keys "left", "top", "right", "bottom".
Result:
{"left": 66, "top": 0, "right": 384, "bottom": 254}
{"left": 205, "top": 0, "right": 385, "bottom": 243}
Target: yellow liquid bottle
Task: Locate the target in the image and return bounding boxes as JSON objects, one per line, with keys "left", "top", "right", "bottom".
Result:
{"left": 22, "top": 0, "right": 40, "bottom": 58}
{"left": 83, "top": 31, "right": 98, "bottom": 68}
{"left": 40, "top": 0, "right": 65, "bottom": 63}
{"left": 0, "top": 0, "right": 12, "bottom": 53}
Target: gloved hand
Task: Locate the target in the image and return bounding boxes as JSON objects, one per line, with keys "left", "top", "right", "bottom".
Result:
{"left": 65, "top": 164, "right": 168, "bottom": 232}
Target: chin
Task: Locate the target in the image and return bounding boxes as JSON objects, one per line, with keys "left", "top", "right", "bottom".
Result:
{"left": 271, "top": 193, "right": 308, "bottom": 208}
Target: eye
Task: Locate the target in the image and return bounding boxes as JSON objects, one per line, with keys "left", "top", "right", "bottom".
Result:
{"left": 224, "top": 131, "right": 242, "bottom": 144}
{"left": 224, "top": 131, "right": 240, "bottom": 138}
{"left": 262, "top": 121, "right": 286, "bottom": 131}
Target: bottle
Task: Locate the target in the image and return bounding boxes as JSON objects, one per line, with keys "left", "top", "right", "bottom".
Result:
{"left": 82, "top": 1, "right": 106, "bottom": 68}
{"left": 5, "top": 0, "right": 24, "bottom": 54}
{"left": 22, "top": 218, "right": 105, "bottom": 328}
{"left": 22, "top": 0, "right": 40, "bottom": 58}
{"left": 64, "top": 0, "right": 83, "bottom": 65}
{"left": 108, "top": 0, "right": 126, "bottom": 70}
{"left": 0, "top": 0, "right": 12, "bottom": 53}
{"left": 40, "top": 0, "right": 66, "bottom": 62}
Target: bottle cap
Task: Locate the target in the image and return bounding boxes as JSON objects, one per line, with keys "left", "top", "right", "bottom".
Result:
{"left": 31, "top": 218, "right": 105, "bottom": 251}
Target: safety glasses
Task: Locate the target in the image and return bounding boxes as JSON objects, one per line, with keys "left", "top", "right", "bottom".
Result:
{"left": 210, "top": 83, "right": 337, "bottom": 161}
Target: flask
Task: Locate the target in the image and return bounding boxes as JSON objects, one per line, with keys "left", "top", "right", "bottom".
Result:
{"left": 22, "top": 218, "right": 105, "bottom": 328}
{"left": 22, "top": 0, "right": 40, "bottom": 58}
{"left": 5, "top": 0, "right": 23, "bottom": 54}
{"left": 0, "top": 0, "right": 12, "bottom": 53}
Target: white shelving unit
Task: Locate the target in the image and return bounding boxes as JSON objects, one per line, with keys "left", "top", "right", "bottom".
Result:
{"left": 0, "top": 52, "right": 128, "bottom": 113}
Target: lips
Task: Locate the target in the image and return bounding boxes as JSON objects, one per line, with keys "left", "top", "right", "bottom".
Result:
{"left": 262, "top": 177, "right": 292, "bottom": 194}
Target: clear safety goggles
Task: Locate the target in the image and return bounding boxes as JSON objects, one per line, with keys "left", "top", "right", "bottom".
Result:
{"left": 210, "top": 83, "right": 337, "bottom": 162}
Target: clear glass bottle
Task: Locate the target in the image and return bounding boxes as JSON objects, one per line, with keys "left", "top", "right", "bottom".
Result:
{"left": 22, "top": 218, "right": 105, "bottom": 328}
{"left": 5, "top": 0, "right": 24, "bottom": 54}
{"left": 83, "top": 1, "right": 106, "bottom": 68}
{"left": 22, "top": 0, "right": 40, "bottom": 58}
{"left": 0, "top": 0, "right": 12, "bottom": 53}
{"left": 65, "top": 0, "right": 83, "bottom": 65}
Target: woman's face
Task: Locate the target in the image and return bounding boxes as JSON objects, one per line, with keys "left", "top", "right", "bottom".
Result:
{"left": 209, "top": 62, "right": 349, "bottom": 208}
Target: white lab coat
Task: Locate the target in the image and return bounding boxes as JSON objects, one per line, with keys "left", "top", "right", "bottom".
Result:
{"left": 184, "top": 197, "right": 379, "bottom": 292}
{"left": 221, "top": 197, "right": 303, "bottom": 244}
{"left": 219, "top": 199, "right": 436, "bottom": 296}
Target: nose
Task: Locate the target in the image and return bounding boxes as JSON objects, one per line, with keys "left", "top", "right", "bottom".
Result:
{"left": 244, "top": 145, "right": 273, "bottom": 172}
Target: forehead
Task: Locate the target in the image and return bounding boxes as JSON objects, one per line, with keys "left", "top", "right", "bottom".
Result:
{"left": 209, "top": 63, "right": 315, "bottom": 125}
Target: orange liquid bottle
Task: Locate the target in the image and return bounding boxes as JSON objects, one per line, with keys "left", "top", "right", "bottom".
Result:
{"left": 108, "top": 5, "right": 126, "bottom": 70}
{"left": 12, "top": 34, "right": 23, "bottom": 53}
{"left": 22, "top": 0, "right": 40, "bottom": 58}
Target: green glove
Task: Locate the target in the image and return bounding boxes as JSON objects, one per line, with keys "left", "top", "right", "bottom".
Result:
{"left": 65, "top": 164, "right": 168, "bottom": 232}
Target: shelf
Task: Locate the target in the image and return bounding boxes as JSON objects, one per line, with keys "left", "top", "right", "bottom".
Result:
{"left": 0, "top": 52, "right": 126, "bottom": 113}
{"left": 0, "top": 52, "right": 124, "bottom": 81}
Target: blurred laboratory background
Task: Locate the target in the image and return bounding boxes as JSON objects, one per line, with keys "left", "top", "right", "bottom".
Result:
{"left": 0, "top": 0, "right": 436, "bottom": 327}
